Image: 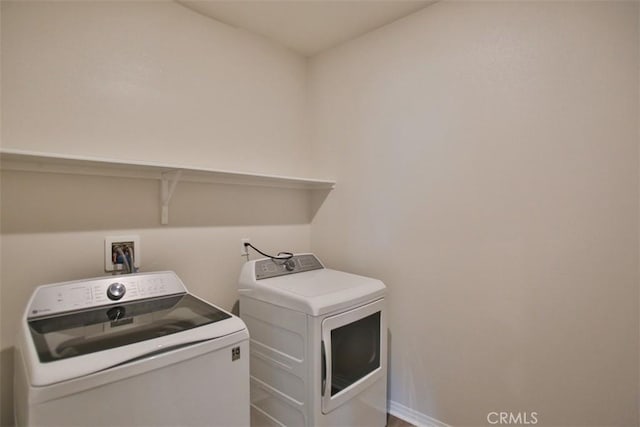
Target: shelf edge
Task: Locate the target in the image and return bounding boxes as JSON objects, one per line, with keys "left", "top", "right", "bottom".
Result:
{"left": 0, "top": 148, "right": 336, "bottom": 190}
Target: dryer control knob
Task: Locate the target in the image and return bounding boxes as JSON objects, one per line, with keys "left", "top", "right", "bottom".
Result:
{"left": 107, "top": 282, "right": 126, "bottom": 301}
{"left": 284, "top": 259, "right": 296, "bottom": 272}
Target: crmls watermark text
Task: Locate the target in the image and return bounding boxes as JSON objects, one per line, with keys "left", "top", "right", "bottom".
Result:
{"left": 487, "top": 412, "right": 538, "bottom": 425}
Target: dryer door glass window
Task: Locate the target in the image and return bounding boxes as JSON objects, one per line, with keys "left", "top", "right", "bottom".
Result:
{"left": 330, "top": 311, "right": 380, "bottom": 396}
{"left": 28, "top": 294, "right": 231, "bottom": 362}
{"left": 321, "top": 298, "right": 386, "bottom": 414}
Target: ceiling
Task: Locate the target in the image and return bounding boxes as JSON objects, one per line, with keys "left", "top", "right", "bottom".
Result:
{"left": 178, "top": 1, "right": 434, "bottom": 56}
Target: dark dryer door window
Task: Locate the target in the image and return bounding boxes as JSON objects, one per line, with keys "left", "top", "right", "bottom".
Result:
{"left": 28, "top": 294, "right": 231, "bottom": 363}
{"left": 330, "top": 312, "right": 380, "bottom": 396}
{"left": 321, "top": 298, "right": 386, "bottom": 414}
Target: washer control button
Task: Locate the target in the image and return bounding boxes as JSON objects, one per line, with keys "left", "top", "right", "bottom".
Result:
{"left": 107, "top": 282, "right": 126, "bottom": 301}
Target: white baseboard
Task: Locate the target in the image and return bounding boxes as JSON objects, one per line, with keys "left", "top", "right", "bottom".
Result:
{"left": 388, "top": 400, "right": 450, "bottom": 427}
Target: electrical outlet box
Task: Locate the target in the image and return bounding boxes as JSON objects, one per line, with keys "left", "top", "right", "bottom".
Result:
{"left": 241, "top": 238, "right": 251, "bottom": 256}
{"left": 105, "top": 235, "right": 141, "bottom": 272}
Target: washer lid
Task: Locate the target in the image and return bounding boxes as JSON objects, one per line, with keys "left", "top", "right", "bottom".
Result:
{"left": 23, "top": 295, "right": 247, "bottom": 386}
{"left": 28, "top": 293, "right": 231, "bottom": 363}
{"left": 239, "top": 266, "right": 385, "bottom": 316}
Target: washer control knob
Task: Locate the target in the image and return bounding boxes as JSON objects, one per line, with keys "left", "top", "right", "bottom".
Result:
{"left": 284, "top": 259, "right": 296, "bottom": 272}
{"left": 107, "top": 282, "right": 126, "bottom": 301}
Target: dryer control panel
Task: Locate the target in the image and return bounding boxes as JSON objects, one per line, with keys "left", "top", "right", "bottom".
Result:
{"left": 255, "top": 254, "right": 323, "bottom": 280}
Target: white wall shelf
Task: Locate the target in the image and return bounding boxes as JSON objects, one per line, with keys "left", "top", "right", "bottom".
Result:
{"left": 0, "top": 149, "right": 335, "bottom": 224}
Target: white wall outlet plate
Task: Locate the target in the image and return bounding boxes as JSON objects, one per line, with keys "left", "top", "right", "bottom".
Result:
{"left": 105, "top": 235, "right": 141, "bottom": 272}
{"left": 241, "top": 238, "right": 251, "bottom": 256}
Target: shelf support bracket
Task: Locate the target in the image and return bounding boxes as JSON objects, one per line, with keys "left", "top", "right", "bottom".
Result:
{"left": 160, "top": 170, "right": 182, "bottom": 225}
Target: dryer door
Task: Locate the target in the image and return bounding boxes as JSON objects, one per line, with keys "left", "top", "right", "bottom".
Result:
{"left": 321, "top": 298, "right": 386, "bottom": 414}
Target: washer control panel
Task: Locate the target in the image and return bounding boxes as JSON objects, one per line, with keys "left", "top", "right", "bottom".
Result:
{"left": 27, "top": 271, "right": 186, "bottom": 319}
{"left": 255, "top": 254, "right": 323, "bottom": 280}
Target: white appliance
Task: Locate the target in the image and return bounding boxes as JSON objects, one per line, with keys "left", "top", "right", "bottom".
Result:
{"left": 238, "top": 254, "right": 387, "bottom": 427}
{"left": 15, "top": 271, "right": 250, "bottom": 426}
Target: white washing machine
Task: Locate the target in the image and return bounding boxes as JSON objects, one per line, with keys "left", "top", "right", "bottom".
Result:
{"left": 15, "top": 271, "right": 250, "bottom": 426}
{"left": 238, "top": 254, "right": 387, "bottom": 427}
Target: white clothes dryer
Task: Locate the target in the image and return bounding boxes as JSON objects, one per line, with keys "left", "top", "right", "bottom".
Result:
{"left": 238, "top": 254, "right": 387, "bottom": 427}
{"left": 15, "top": 271, "right": 249, "bottom": 426}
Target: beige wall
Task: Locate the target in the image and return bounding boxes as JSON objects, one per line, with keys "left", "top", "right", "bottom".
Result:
{"left": 1, "top": 0, "right": 309, "bottom": 176}
{"left": 3, "top": 1, "right": 639, "bottom": 426}
{"left": 309, "top": 2, "right": 639, "bottom": 426}
{"left": 0, "top": 1, "right": 312, "bottom": 425}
